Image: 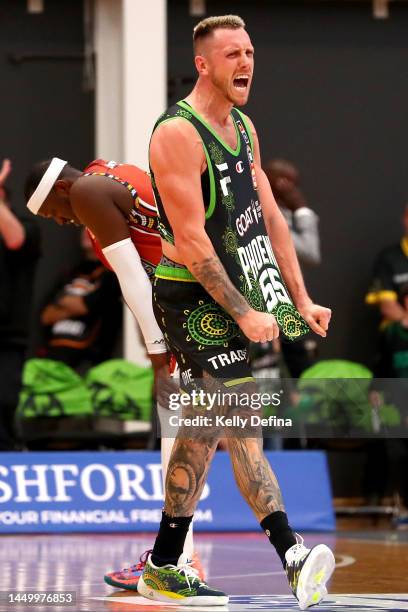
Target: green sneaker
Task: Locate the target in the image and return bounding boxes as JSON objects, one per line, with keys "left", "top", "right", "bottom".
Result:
{"left": 137, "top": 553, "right": 228, "bottom": 606}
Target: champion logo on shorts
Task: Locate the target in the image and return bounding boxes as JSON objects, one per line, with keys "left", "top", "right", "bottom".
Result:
{"left": 170, "top": 523, "right": 179, "bottom": 528}
{"left": 265, "top": 529, "right": 271, "bottom": 537}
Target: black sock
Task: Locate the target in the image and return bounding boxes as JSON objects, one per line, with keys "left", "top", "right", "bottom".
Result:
{"left": 260, "top": 511, "right": 297, "bottom": 567}
{"left": 151, "top": 511, "right": 193, "bottom": 567}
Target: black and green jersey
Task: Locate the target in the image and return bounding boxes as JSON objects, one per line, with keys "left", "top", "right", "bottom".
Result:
{"left": 366, "top": 238, "right": 408, "bottom": 305}
{"left": 150, "top": 100, "right": 309, "bottom": 341}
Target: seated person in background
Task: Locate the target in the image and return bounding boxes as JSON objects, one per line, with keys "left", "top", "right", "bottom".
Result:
{"left": 366, "top": 203, "right": 408, "bottom": 333}
{"left": 264, "top": 158, "right": 321, "bottom": 378}
{"left": 0, "top": 158, "right": 41, "bottom": 449}
{"left": 38, "top": 228, "right": 122, "bottom": 371}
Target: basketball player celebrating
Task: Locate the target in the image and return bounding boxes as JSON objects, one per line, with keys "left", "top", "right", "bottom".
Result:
{"left": 136, "top": 15, "right": 335, "bottom": 609}
{"left": 24, "top": 157, "right": 203, "bottom": 588}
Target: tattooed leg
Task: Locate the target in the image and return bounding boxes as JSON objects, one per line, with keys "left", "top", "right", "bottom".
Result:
{"left": 227, "top": 436, "right": 285, "bottom": 521}
{"left": 164, "top": 435, "right": 218, "bottom": 517}
{"left": 163, "top": 370, "right": 228, "bottom": 517}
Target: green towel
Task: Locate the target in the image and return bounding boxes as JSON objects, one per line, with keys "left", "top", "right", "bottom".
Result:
{"left": 18, "top": 358, "right": 92, "bottom": 417}
{"left": 85, "top": 359, "right": 153, "bottom": 420}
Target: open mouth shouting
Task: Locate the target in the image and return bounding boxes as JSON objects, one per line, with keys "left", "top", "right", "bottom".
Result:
{"left": 233, "top": 74, "right": 250, "bottom": 91}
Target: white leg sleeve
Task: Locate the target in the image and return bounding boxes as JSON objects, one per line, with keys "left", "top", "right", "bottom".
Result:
{"left": 102, "top": 238, "right": 166, "bottom": 354}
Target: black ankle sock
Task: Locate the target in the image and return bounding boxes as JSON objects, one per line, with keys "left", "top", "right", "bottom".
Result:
{"left": 151, "top": 511, "right": 193, "bottom": 567}
{"left": 260, "top": 511, "right": 297, "bottom": 567}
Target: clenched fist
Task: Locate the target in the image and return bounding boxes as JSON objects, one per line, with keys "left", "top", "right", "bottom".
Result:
{"left": 298, "top": 302, "right": 332, "bottom": 338}
{"left": 236, "top": 308, "right": 279, "bottom": 343}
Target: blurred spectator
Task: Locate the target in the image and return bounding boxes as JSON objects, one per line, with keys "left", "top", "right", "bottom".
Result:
{"left": 366, "top": 204, "right": 408, "bottom": 385}
{"left": 366, "top": 205, "right": 408, "bottom": 513}
{"left": 264, "top": 158, "right": 321, "bottom": 377}
{"left": 366, "top": 204, "right": 408, "bottom": 338}
{"left": 375, "top": 283, "right": 408, "bottom": 378}
{"left": 0, "top": 158, "right": 41, "bottom": 449}
{"left": 38, "top": 229, "right": 122, "bottom": 371}
{"left": 265, "top": 158, "right": 321, "bottom": 266}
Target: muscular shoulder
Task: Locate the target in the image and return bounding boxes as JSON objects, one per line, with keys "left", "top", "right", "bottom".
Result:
{"left": 150, "top": 118, "right": 204, "bottom": 170}
{"left": 70, "top": 174, "right": 133, "bottom": 216}
{"left": 70, "top": 174, "right": 109, "bottom": 200}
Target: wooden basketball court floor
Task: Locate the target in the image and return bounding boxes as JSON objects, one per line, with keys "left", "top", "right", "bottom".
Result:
{"left": 0, "top": 530, "right": 406, "bottom": 611}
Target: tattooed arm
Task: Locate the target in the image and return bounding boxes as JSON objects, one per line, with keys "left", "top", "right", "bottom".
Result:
{"left": 150, "top": 118, "right": 279, "bottom": 342}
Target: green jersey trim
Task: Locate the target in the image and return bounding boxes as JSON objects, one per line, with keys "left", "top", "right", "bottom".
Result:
{"left": 155, "top": 263, "right": 197, "bottom": 283}
{"left": 177, "top": 100, "right": 242, "bottom": 157}
{"left": 234, "top": 108, "right": 254, "bottom": 153}
{"left": 157, "top": 221, "right": 175, "bottom": 246}
{"left": 203, "top": 141, "right": 216, "bottom": 220}
{"left": 152, "top": 114, "right": 216, "bottom": 230}
{"left": 224, "top": 376, "right": 255, "bottom": 387}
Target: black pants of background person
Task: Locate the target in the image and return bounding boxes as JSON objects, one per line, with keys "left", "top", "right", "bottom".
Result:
{"left": 281, "top": 338, "right": 315, "bottom": 450}
{"left": 0, "top": 346, "right": 25, "bottom": 450}
{"left": 281, "top": 338, "right": 314, "bottom": 379}
{"left": 362, "top": 439, "right": 408, "bottom": 507}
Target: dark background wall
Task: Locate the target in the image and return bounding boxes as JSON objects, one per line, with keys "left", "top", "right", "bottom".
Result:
{"left": 168, "top": 0, "right": 408, "bottom": 367}
{"left": 0, "top": 0, "right": 94, "bottom": 351}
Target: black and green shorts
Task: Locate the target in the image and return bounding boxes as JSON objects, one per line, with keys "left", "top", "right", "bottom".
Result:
{"left": 153, "top": 259, "right": 253, "bottom": 390}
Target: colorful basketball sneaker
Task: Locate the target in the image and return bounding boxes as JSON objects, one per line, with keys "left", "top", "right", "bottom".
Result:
{"left": 104, "top": 549, "right": 206, "bottom": 591}
{"left": 285, "top": 536, "right": 335, "bottom": 610}
{"left": 104, "top": 550, "right": 150, "bottom": 591}
{"left": 137, "top": 553, "right": 228, "bottom": 606}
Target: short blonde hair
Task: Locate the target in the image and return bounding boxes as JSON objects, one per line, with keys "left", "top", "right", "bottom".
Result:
{"left": 193, "top": 15, "right": 245, "bottom": 50}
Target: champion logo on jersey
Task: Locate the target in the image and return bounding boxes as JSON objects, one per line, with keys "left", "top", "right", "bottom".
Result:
{"left": 236, "top": 160, "right": 245, "bottom": 174}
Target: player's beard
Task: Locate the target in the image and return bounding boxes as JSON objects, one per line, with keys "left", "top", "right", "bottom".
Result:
{"left": 210, "top": 71, "right": 238, "bottom": 106}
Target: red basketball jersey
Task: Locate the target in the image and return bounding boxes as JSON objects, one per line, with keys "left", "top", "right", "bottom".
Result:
{"left": 83, "top": 159, "right": 162, "bottom": 278}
